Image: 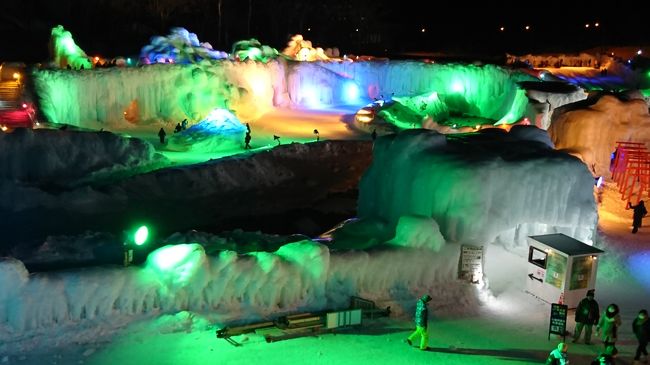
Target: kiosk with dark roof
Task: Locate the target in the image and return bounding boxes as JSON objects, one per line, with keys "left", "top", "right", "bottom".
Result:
{"left": 525, "top": 233, "right": 604, "bottom": 309}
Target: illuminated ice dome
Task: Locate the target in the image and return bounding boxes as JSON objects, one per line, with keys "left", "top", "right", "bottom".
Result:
{"left": 167, "top": 108, "right": 247, "bottom": 152}
{"left": 140, "top": 27, "right": 228, "bottom": 65}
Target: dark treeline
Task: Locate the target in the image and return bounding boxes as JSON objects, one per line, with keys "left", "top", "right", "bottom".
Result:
{"left": 0, "top": 0, "right": 648, "bottom": 62}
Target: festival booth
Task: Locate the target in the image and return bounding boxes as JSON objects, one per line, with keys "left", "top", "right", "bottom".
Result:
{"left": 525, "top": 233, "right": 604, "bottom": 309}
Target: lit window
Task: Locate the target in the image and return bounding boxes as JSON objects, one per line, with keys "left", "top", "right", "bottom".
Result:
{"left": 528, "top": 247, "right": 548, "bottom": 269}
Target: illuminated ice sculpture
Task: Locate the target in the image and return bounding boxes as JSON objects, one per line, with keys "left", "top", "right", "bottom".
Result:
{"left": 49, "top": 25, "right": 92, "bottom": 70}
{"left": 140, "top": 28, "right": 228, "bottom": 64}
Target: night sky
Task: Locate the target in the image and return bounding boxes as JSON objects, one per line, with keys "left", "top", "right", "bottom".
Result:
{"left": 1, "top": 0, "right": 648, "bottom": 63}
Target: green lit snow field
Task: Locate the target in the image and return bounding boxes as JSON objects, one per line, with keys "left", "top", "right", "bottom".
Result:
{"left": 18, "top": 234, "right": 645, "bottom": 365}
{"left": 118, "top": 105, "right": 368, "bottom": 166}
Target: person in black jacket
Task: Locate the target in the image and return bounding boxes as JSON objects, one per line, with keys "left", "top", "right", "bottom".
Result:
{"left": 406, "top": 294, "right": 432, "bottom": 350}
{"left": 633, "top": 309, "right": 650, "bottom": 362}
{"left": 628, "top": 201, "right": 648, "bottom": 234}
{"left": 573, "top": 289, "right": 600, "bottom": 344}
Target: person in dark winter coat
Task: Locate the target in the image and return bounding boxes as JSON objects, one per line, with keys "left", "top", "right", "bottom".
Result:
{"left": 633, "top": 309, "right": 650, "bottom": 362}
{"left": 158, "top": 127, "right": 166, "bottom": 144}
{"left": 406, "top": 294, "right": 432, "bottom": 350}
{"left": 546, "top": 342, "right": 569, "bottom": 365}
{"left": 591, "top": 345, "right": 617, "bottom": 365}
{"left": 244, "top": 131, "right": 252, "bottom": 149}
{"left": 628, "top": 201, "right": 648, "bottom": 234}
{"left": 598, "top": 304, "right": 622, "bottom": 348}
{"left": 573, "top": 289, "right": 600, "bottom": 344}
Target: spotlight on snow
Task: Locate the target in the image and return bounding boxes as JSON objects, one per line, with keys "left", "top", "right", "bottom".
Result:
{"left": 343, "top": 81, "right": 360, "bottom": 103}
{"left": 150, "top": 244, "right": 195, "bottom": 270}
{"left": 301, "top": 85, "right": 321, "bottom": 107}
{"left": 451, "top": 81, "right": 465, "bottom": 93}
{"left": 134, "top": 225, "right": 149, "bottom": 246}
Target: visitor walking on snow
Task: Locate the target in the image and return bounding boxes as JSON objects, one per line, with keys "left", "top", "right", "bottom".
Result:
{"left": 633, "top": 309, "right": 650, "bottom": 363}
{"left": 406, "top": 294, "right": 432, "bottom": 351}
{"left": 598, "top": 304, "right": 622, "bottom": 348}
{"left": 627, "top": 201, "right": 648, "bottom": 234}
{"left": 158, "top": 127, "right": 166, "bottom": 144}
{"left": 573, "top": 289, "right": 600, "bottom": 344}
{"left": 545, "top": 342, "right": 569, "bottom": 365}
{"left": 244, "top": 131, "right": 252, "bottom": 149}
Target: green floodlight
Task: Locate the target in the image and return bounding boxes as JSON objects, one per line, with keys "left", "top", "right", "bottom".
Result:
{"left": 133, "top": 225, "right": 149, "bottom": 246}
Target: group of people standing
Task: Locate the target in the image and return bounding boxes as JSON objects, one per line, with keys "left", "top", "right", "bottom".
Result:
{"left": 545, "top": 289, "right": 649, "bottom": 364}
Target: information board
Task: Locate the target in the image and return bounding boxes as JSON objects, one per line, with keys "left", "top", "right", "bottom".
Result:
{"left": 548, "top": 303, "right": 568, "bottom": 340}
{"left": 458, "top": 245, "right": 483, "bottom": 284}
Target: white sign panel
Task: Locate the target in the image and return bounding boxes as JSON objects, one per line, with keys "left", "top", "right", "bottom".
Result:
{"left": 459, "top": 245, "right": 484, "bottom": 284}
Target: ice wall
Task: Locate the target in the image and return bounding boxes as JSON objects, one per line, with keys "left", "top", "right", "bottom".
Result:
{"left": 0, "top": 241, "right": 476, "bottom": 347}
{"left": 357, "top": 128, "right": 598, "bottom": 249}
{"left": 33, "top": 60, "right": 528, "bottom": 128}
{"left": 548, "top": 95, "right": 650, "bottom": 176}
{"left": 319, "top": 61, "right": 524, "bottom": 121}
{"left": 33, "top": 61, "right": 284, "bottom": 126}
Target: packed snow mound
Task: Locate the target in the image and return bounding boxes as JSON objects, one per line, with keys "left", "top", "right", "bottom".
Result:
{"left": 357, "top": 129, "right": 598, "bottom": 249}
{"left": 0, "top": 128, "right": 166, "bottom": 184}
{"left": 548, "top": 95, "right": 650, "bottom": 176}
{"left": 167, "top": 109, "right": 246, "bottom": 152}
{"left": 140, "top": 27, "right": 228, "bottom": 64}
{"left": 0, "top": 240, "right": 477, "bottom": 342}
{"left": 508, "top": 125, "right": 554, "bottom": 148}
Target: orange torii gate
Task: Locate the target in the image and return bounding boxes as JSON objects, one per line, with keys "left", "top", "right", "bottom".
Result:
{"left": 610, "top": 141, "right": 650, "bottom": 205}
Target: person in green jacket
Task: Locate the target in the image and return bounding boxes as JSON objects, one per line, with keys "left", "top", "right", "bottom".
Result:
{"left": 597, "top": 304, "right": 622, "bottom": 348}
{"left": 406, "top": 294, "right": 432, "bottom": 350}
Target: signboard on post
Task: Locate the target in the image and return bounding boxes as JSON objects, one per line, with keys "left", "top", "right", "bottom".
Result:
{"left": 458, "top": 245, "right": 483, "bottom": 284}
{"left": 548, "top": 303, "right": 568, "bottom": 340}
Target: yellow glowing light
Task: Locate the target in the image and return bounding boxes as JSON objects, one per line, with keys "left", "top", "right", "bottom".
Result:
{"left": 475, "top": 125, "right": 481, "bottom": 130}
{"left": 1, "top": 125, "right": 7, "bottom": 132}
{"left": 585, "top": 24, "right": 590, "bottom": 28}
{"left": 595, "top": 22, "right": 599, "bottom": 27}
{"left": 12, "top": 72, "right": 20, "bottom": 80}
{"left": 94, "top": 56, "right": 99, "bottom": 61}
{"left": 355, "top": 108, "right": 374, "bottom": 123}
{"left": 525, "top": 25, "right": 530, "bottom": 30}
{"left": 421, "top": 28, "right": 426, "bottom": 33}
{"left": 500, "top": 26, "right": 505, "bottom": 31}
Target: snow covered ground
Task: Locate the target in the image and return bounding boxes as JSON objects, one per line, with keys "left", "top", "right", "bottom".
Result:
{"left": 0, "top": 182, "right": 647, "bottom": 365}
{"left": 1, "top": 57, "right": 648, "bottom": 365}
{"left": 0, "top": 125, "right": 648, "bottom": 365}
